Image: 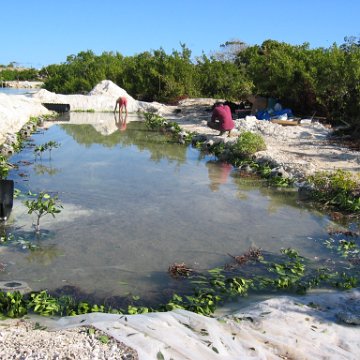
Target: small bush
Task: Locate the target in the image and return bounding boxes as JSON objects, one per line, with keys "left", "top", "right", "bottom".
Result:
{"left": 233, "top": 131, "right": 266, "bottom": 156}
{"left": 307, "top": 170, "right": 360, "bottom": 212}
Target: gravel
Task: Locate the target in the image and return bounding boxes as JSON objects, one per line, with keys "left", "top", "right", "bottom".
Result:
{"left": 0, "top": 319, "right": 138, "bottom": 360}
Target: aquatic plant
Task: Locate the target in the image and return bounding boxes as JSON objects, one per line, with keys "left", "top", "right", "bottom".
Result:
{"left": 0, "top": 243, "right": 359, "bottom": 319}
{"left": 34, "top": 141, "right": 61, "bottom": 159}
{"left": 23, "top": 191, "right": 63, "bottom": 233}
{"left": 0, "top": 231, "right": 37, "bottom": 251}
{"left": 307, "top": 169, "right": 360, "bottom": 212}
{"left": 144, "top": 112, "right": 194, "bottom": 143}
{"left": 73, "top": 109, "right": 95, "bottom": 113}
{"left": 0, "top": 291, "right": 27, "bottom": 318}
{"left": 28, "top": 290, "right": 61, "bottom": 316}
{"left": 144, "top": 112, "right": 168, "bottom": 129}
{"left": 168, "top": 262, "right": 193, "bottom": 278}
{"left": 201, "top": 136, "right": 357, "bottom": 209}
{"left": 0, "top": 155, "right": 10, "bottom": 179}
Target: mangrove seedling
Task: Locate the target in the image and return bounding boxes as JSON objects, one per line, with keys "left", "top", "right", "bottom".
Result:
{"left": 34, "top": 141, "right": 61, "bottom": 160}
{"left": 24, "top": 192, "right": 63, "bottom": 233}
{"left": 0, "top": 155, "right": 13, "bottom": 179}
{"left": 45, "top": 141, "right": 61, "bottom": 158}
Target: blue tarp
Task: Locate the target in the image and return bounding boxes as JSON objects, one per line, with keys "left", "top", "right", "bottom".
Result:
{"left": 256, "top": 108, "right": 293, "bottom": 121}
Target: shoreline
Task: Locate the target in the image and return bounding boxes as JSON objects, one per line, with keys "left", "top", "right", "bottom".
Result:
{"left": 0, "top": 81, "right": 43, "bottom": 89}
{"left": 0, "top": 289, "right": 359, "bottom": 359}
{"left": 0, "top": 80, "right": 359, "bottom": 359}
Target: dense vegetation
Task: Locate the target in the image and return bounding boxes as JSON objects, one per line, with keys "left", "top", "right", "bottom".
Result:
{"left": 36, "top": 37, "right": 360, "bottom": 135}
{"left": 3, "top": 36, "right": 360, "bottom": 134}
{"left": 0, "top": 63, "right": 39, "bottom": 81}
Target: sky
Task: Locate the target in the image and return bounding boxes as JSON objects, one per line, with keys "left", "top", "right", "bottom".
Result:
{"left": 1, "top": 0, "right": 360, "bottom": 69}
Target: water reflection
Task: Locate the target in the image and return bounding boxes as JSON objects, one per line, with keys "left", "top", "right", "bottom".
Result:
{"left": 0, "top": 88, "right": 38, "bottom": 96}
{"left": 206, "top": 160, "right": 233, "bottom": 192}
{"left": 231, "top": 174, "right": 300, "bottom": 214}
{"left": 59, "top": 116, "right": 188, "bottom": 165}
{"left": 33, "top": 163, "right": 60, "bottom": 176}
{"left": 3, "top": 113, "right": 337, "bottom": 302}
{"left": 25, "top": 244, "right": 62, "bottom": 266}
{"left": 114, "top": 113, "right": 127, "bottom": 132}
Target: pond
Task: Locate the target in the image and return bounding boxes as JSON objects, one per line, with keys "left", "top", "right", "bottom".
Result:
{"left": 0, "top": 112, "right": 349, "bottom": 306}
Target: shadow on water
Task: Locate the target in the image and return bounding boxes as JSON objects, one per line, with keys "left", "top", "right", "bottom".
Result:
{"left": 1, "top": 112, "right": 356, "bottom": 305}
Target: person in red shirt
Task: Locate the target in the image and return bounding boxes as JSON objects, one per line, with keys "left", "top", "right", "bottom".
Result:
{"left": 114, "top": 96, "right": 128, "bottom": 119}
{"left": 207, "top": 102, "right": 235, "bottom": 136}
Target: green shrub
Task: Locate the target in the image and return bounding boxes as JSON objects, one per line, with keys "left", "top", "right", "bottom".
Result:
{"left": 24, "top": 192, "right": 63, "bottom": 232}
{"left": 233, "top": 131, "right": 266, "bottom": 156}
{"left": 307, "top": 170, "right": 360, "bottom": 212}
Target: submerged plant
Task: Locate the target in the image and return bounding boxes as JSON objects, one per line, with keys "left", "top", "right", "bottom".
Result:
{"left": 0, "top": 231, "right": 37, "bottom": 251}
{"left": 24, "top": 192, "right": 63, "bottom": 233}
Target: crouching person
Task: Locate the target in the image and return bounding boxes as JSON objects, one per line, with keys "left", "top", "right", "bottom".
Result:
{"left": 207, "top": 102, "right": 235, "bottom": 136}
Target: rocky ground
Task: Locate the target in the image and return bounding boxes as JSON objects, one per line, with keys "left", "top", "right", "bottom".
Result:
{"left": 0, "top": 318, "right": 138, "bottom": 359}
{"left": 161, "top": 98, "right": 360, "bottom": 179}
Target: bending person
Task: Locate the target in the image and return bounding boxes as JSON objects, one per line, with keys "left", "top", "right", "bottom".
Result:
{"left": 114, "top": 96, "right": 128, "bottom": 119}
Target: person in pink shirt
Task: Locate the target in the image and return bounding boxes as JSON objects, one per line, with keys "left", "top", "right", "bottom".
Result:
{"left": 207, "top": 102, "right": 235, "bottom": 136}
{"left": 114, "top": 96, "right": 128, "bottom": 119}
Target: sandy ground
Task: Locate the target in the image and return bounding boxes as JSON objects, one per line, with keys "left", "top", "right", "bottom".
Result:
{"left": 161, "top": 99, "right": 360, "bottom": 179}
{"left": 0, "top": 82, "right": 359, "bottom": 359}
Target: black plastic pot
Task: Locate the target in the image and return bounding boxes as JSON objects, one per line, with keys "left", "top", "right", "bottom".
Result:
{"left": 0, "top": 179, "right": 14, "bottom": 221}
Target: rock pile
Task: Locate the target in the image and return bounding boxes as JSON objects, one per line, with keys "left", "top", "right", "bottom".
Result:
{"left": 32, "top": 80, "right": 172, "bottom": 114}
{"left": 0, "top": 93, "right": 50, "bottom": 145}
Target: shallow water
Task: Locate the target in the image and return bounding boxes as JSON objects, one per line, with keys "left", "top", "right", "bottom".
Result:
{"left": 0, "top": 87, "right": 39, "bottom": 96}
{"left": 2, "top": 113, "right": 336, "bottom": 303}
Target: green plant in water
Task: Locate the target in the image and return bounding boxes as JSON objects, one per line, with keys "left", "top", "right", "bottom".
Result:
{"left": 143, "top": 111, "right": 197, "bottom": 144}
{"left": 0, "top": 232, "right": 38, "bottom": 251}
{"left": 34, "top": 141, "right": 61, "bottom": 159}
{"left": 28, "top": 290, "right": 61, "bottom": 316}
{"left": 267, "top": 175, "right": 294, "bottom": 188}
{"left": 34, "top": 144, "right": 47, "bottom": 159}
{"left": 307, "top": 169, "right": 360, "bottom": 212}
{"left": 73, "top": 109, "right": 95, "bottom": 113}
{"left": 0, "top": 291, "right": 27, "bottom": 318}
{"left": 45, "top": 140, "right": 60, "bottom": 156}
{"left": 0, "top": 155, "right": 10, "bottom": 179}
{"left": 144, "top": 112, "right": 168, "bottom": 130}
{"left": 1, "top": 234, "right": 359, "bottom": 320}
{"left": 257, "top": 248, "right": 306, "bottom": 291}
{"left": 24, "top": 192, "right": 63, "bottom": 233}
